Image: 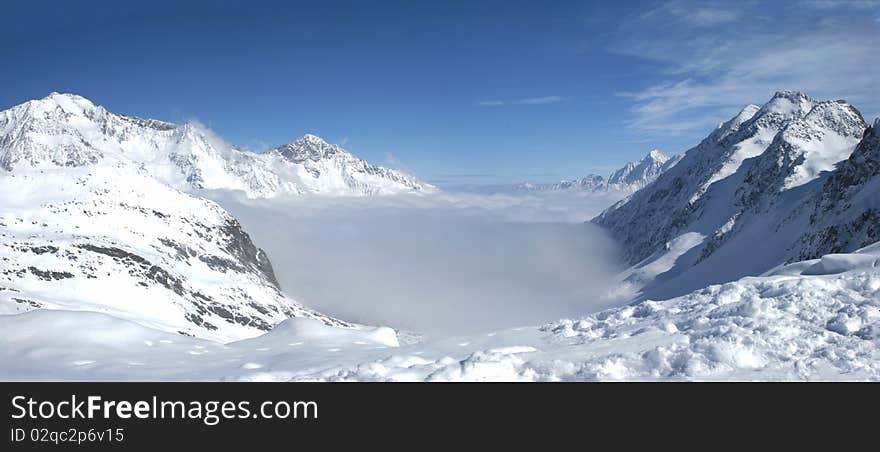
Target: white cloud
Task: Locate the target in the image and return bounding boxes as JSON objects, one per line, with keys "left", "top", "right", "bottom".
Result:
{"left": 614, "top": 1, "right": 880, "bottom": 135}
{"left": 800, "top": 0, "right": 880, "bottom": 9}
{"left": 476, "top": 100, "right": 505, "bottom": 107}
{"left": 641, "top": 1, "right": 740, "bottom": 26}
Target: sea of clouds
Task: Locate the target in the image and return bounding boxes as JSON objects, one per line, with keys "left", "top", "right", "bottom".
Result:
{"left": 205, "top": 189, "right": 626, "bottom": 337}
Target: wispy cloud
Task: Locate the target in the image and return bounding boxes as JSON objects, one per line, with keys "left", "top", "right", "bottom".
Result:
{"left": 640, "top": 0, "right": 739, "bottom": 26}
{"left": 518, "top": 96, "right": 565, "bottom": 105}
{"left": 475, "top": 96, "right": 566, "bottom": 107}
{"left": 613, "top": 0, "right": 880, "bottom": 134}
{"left": 800, "top": 0, "right": 880, "bottom": 10}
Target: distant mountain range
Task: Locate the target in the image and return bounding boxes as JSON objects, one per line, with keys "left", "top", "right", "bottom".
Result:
{"left": 514, "top": 149, "right": 682, "bottom": 194}
{"left": 0, "top": 93, "right": 432, "bottom": 197}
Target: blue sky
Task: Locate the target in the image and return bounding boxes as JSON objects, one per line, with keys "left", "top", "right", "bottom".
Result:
{"left": 2, "top": 0, "right": 878, "bottom": 185}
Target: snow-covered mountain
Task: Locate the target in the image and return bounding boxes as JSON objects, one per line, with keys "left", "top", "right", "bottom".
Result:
{"left": 269, "top": 134, "right": 429, "bottom": 195}
{"left": 606, "top": 149, "right": 681, "bottom": 191}
{"left": 0, "top": 163, "right": 346, "bottom": 342}
{"left": 593, "top": 91, "right": 872, "bottom": 300}
{"left": 0, "top": 92, "right": 432, "bottom": 197}
{"left": 515, "top": 149, "right": 680, "bottom": 194}
{"left": 516, "top": 174, "right": 607, "bottom": 192}
{"left": 0, "top": 92, "right": 435, "bottom": 342}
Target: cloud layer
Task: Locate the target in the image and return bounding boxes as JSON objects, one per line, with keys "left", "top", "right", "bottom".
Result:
{"left": 206, "top": 190, "right": 623, "bottom": 337}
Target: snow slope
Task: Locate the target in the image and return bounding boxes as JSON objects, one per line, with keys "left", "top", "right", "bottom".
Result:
{"left": 3, "top": 243, "right": 879, "bottom": 381}
{"left": 515, "top": 149, "right": 681, "bottom": 194}
{"left": 593, "top": 91, "right": 870, "bottom": 300}
{"left": 0, "top": 92, "right": 431, "bottom": 197}
{"left": 795, "top": 118, "right": 880, "bottom": 260}
{"left": 0, "top": 163, "right": 344, "bottom": 342}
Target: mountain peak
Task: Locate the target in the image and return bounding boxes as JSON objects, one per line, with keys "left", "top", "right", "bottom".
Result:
{"left": 21, "top": 92, "right": 100, "bottom": 117}
{"left": 757, "top": 90, "right": 815, "bottom": 118}
{"left": 644, "top": 149, "right": 668, "bottom": 163}
{"left": 296, "top": 133, "right": 330, "bottom": 146}
{"left": 44, "top": 91, "right": 83, "bottom": 100}
{"left": 275, "top": 134, "right": 346, "bottom": 163}
{"left": 770, "top": 90, "right": 812, "bottom": 102}
{"left": 41, "top": 91, "right": 94, "bottom": 105}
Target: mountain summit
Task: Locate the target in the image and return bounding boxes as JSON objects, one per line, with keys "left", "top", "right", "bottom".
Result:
{"left": 606, "top": 149, "right": 677, "bottom": 191}
{"left": 275, "top": 134, "right": 342, "bottom": 162}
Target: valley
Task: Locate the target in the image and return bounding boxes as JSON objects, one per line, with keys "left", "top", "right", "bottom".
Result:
{"left": 2, "top": 91, "right": 880, "bottom": 381}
